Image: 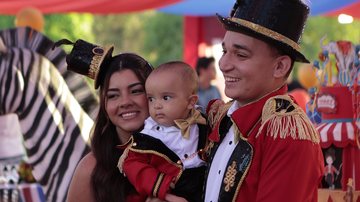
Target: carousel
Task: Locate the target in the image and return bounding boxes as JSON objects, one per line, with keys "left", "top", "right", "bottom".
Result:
{"left": 306, "top": 39, "right": 360, "bottom": 201}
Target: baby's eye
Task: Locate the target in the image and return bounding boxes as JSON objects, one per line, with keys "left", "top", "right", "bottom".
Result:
{"left": 163, "top": 96, "right": 171, "bottom": 101}
{"left": 148, "top": 97, "right": 154, "bottom": 102}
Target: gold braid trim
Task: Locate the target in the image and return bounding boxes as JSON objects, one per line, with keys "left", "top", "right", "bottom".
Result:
{"left": 231, "top": 118, "right": 241, "bottom": 144}
{"left": 256, "top": 95, "right": 320, "bottom": 143}
{"left": 229, "top": 18, "right": 301, "bottom": 52}
{"left": 207, "top": 100, "right": 233, "bottom": 129}
{"left": 153, "top": 173, "right": 165, "bottom": 197}
{"left": 117, "top": 137, "right": 134, "bottom": 175}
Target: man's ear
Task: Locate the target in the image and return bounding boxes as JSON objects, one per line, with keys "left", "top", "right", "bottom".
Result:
{"left": 188, "top": 94, "right": 198, "bottom": 109}
{"left": 273, "top": 55, "right": 292, "bottom": 78}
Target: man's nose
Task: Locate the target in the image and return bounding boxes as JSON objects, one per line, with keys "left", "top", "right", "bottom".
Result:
{"left": 219, "top": 55, "right": 232, "bottom": 72}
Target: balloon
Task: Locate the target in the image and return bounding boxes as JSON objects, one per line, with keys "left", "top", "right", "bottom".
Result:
{"left": 289, "top": 88, "right": 310, "bottom": 112}
{"left": 297, "top": 63, "right": 319, "bottom": 89}
{"left": 15, "top": 7, "right": 44, "bottom": 32}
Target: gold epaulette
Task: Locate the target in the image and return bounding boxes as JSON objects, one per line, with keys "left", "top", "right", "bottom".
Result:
{"left": 117, "top": 136, "right": 134, "bottom": 175}
{"left": 207, "top": 100, "right": 233, "bottom": 129}
{"left": 256, "top": 95, "right": 319, "bottom": 143}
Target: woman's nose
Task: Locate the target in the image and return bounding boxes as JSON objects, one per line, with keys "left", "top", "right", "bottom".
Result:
{"left": 118, "top": 94, "right": 133, "bottom": 108}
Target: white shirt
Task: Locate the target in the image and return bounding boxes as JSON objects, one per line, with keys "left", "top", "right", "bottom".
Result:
{"left": 205, "top": 101, "right": 240, "bottom": 202}
{"left": 141, "top": 117, "right": 205, "bottom": 169}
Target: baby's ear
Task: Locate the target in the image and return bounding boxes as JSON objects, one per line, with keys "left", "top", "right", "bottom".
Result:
{"left": 188, "top": 94, "right": 198, "bottom": 109}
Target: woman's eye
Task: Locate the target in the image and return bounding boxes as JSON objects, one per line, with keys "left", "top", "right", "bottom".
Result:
{"left": 131, "top": 88, "right": 145, "bottom": 94}
{"left": 163, "top": 96, "right": 171, "bottom": 101}
{"left": 107, "top": 94, "right": 117, "bottom": 99}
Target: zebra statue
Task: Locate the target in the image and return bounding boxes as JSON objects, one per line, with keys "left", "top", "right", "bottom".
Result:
{"left": 0, "top": 26, "right": 99, "bottom": 118}
{"left": 0, "top": 28, "right": 95, "bottom": 202}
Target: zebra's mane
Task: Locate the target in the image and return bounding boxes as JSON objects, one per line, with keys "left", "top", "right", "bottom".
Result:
{"left": 0, "top": 46, "right": 93, "bottom": 202}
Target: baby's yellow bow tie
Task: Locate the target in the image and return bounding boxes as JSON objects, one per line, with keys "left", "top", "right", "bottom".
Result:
{"left": 174, "top": 109, "right": 206, "bottom": 139}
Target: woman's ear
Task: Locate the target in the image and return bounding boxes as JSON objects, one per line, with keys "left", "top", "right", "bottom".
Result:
{"left": 187, "top": 94, "right": 198, "bottom": 109}
{"left": 273, "top": 55, "right": 292, "bottom": 79}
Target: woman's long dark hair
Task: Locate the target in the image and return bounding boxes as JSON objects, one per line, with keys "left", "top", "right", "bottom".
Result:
{"left": 90, "top": 53, "right": 152, "bottom": 202}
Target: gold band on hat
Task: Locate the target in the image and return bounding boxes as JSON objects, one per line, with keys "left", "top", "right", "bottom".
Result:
{"left": 229, "top": 17, "right": 301, "bottom": 52}
{"left": 88, "top": 50, "right": 103, "bottom": 79}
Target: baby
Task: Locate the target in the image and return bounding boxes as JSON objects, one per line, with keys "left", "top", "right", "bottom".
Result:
{"left": 118, "top": 61, "right": 208, "bottom": 202}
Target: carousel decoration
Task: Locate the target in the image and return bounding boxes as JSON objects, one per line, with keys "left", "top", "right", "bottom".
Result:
{"left": 307, "top": 38, "right": 360, "bottom": 201}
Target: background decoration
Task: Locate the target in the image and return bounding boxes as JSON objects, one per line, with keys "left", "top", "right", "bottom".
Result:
{"left": 297, "top": 63, "right": 319, "bottom": 89}
{"left": 14, "top": 7, "right": 44, "bottom": 32}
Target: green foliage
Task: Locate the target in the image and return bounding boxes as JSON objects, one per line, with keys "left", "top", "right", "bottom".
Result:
{"left": 142, "top": 12, "right": 183, "bottom": 67}
{"left": 293, "top": 16, "right": 360, "bottom": 79}
{"left": 0, "top": 15, "right": 15, "bottom": 29}
{"left": 44, "top": 14, "right": 94, "bottom": 42}
{"left": 0, "top": 12, "right": 357, "bottom": 77}
{"left": 92, "top": 11, "right": 183, "bottom": 67}
{"left": 302, "top": 16, "right": 360, "bottom": 62}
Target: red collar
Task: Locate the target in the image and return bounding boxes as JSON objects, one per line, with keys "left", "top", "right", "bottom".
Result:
{"left": 231, "top": 85, "right": 287, "bottom": 137}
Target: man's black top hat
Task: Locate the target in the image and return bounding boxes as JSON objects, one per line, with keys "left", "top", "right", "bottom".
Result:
{"left": 53, "top": 39, "right": 114, "bottom": 89}
{"left": 217, "top": 0, "right": 310, "bottom": 63}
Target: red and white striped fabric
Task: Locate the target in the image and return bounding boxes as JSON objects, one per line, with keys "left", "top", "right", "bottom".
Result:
{"left": 18, "top": 183, "right": 46, "bottom": 202}
{"left": 316, "top": 121, "right": 359, "bottom": 148}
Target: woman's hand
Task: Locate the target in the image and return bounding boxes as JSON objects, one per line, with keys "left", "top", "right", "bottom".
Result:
{"left": 165, "top": 194, "right": 188, "bottom": 202}
{"left": 146, "top": 194, "right": 188, "bottom": 202}
{"left": 146, "top": 196, "right": 165, "bottom": 202}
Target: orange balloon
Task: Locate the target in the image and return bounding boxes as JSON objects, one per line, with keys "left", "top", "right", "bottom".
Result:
{"left": 289, "top": 89, "right": 310, "bottom": 112}
{"left": 297, "top": 63, "right": 319, "bottom": 89}
{"left": 15, "top": 7, "right": 44, "bottom": 32}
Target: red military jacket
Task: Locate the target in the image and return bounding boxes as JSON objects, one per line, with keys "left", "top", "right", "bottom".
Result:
{"left": 119, "top": 122, "right": 208, "bottom": 201}
{"left": 205, "top": 85, "right": 324, "bottom": 202}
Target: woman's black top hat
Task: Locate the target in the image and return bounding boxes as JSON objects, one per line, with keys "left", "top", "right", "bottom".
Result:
{"left": 217, "top": 0, "right": 310, "bottom": 63}
{"left": 53, "top": 39, "right": 114, "bottom": 89}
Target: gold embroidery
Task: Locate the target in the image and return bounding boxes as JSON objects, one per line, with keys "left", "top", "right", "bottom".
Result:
{"left": 257, "top": 95, "right": 320, "bottom": 143}
{"left": 208, "top": 100, "right": 232, "bottom": 129}
{"left": 224, "top": 161, "right": 237, "bottom": 192}
{"left": 229, "top": 18, "right": 301, "bottom": 52}
{"left": 88, "top": 54, "right": 102, "bottom": 79}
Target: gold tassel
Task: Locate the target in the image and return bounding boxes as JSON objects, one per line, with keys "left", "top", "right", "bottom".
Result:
{"left": 257, "top": 95, "right": 320, "bottom": 143}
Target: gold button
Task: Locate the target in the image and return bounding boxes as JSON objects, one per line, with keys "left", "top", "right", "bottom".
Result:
{"left": 132, "top": 142, "right": 137, "bottom": 147}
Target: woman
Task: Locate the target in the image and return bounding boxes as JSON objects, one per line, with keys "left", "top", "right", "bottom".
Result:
{"left": 66, "top": 51, "right": 153, "bottom": 201}
{"left": 62, "top": 39, "right": 188, "bottom": 201}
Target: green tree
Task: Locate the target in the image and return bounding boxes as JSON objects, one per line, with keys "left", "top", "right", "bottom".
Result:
{"left": 293, "top": 17, "right": 360, "bottom": 80}
{"left": 92, "top": 11, "right": 183, "bottom": 67}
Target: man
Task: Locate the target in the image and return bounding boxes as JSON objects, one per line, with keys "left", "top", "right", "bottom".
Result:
{"left": 196, "top": 56, "right": 222, "bottom": 111}
{"left": 204, "top": 0, "right": 324, "bottom": 201}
